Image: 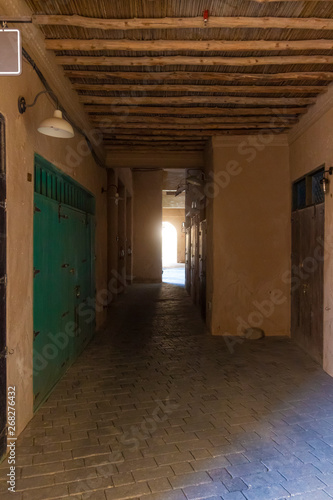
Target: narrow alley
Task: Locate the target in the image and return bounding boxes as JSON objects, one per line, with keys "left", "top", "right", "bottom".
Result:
{"left": 2, "top": 283, "right": 333, "bottom": 500}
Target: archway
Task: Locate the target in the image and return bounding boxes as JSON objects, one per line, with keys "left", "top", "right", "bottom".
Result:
{"left": 162, "top": 221, "right": 177, "bottom": 267}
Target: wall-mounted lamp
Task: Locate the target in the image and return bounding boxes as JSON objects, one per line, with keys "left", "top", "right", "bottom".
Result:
{"left": 186, "top": 170, "right": 206, "bottom": 187}
{"left": 321, "top": 167, "right": 333, "bottom": 194}
{"left": 18, "top": 90, "right": 74, "bottom": 139}
{"left": 175, "top": 185, "right": 187, "bottom": 197}
{"left": 101, "top": 184, "right": 123, "bottom": 205}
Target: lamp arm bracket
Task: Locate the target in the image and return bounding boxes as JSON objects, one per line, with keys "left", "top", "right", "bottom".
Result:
{"left": 18, "top": 90, "right": 59, "bottom": 114}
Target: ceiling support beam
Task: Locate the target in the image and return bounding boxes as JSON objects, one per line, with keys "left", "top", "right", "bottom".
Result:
{"left": 73, "top": 83, "right": 326, "bottom": 94}
{"left": 79, "top": 95, "right": 315, "bottom": 105}
{"left": 46, "top": 38, "right": 333, "bottom": 52}
{"left": 56, "top": 55, "right": 333, "bottom": 67}
{"left": 95, "top": 121, "right": 295, "bottom": 130}
{"left": 33, "top": 15, "right": 333, "bottom": 31}
{"left": 90, "top": 115, "right": 299, "bottom": 124}
{"left": 99, "top": 127, "right": 291, "bottom": 136}
{"left": 65, "top": 70, "right": 333, "bottom": 82}
{"left": 84, "top": 105, "right": 308, "bottom": 116}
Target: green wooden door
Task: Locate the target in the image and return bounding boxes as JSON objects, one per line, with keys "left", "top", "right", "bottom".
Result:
{"left": 33, "top": 155, "right": 95, "bottom": 411}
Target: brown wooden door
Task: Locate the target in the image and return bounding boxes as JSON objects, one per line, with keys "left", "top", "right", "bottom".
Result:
{"left": 291, "top": 203, "right": 324, "bottom": 364}
{"left": 199, "top": 220, "right": 207, "bottom": 319}
{"left": 185, "top": 227, "right": 191, "bottom": 294}
{"left": 191, "top": 216, "right": 199, "bottom": 304}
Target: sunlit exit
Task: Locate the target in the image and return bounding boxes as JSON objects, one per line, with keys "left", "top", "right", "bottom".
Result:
{"left": 162, "top": 221, "right": 177, "bottom": 267}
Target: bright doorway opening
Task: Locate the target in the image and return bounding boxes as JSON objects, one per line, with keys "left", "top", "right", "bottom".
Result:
{"left": 162, "top": 221, "right": 177, "bottom": 266}
{"left": 162, "top": 221, "right": 185, "bottom": 286}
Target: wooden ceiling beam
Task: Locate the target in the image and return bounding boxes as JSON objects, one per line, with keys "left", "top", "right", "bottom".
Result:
{"left": 46, "top": 38, "right": 333, "bottom": 52}
{"left": 105, "top": 136, "right": 209, "bottom": 141}
{"left": 79, "top": 95, "right": 315, "bottom": 105}
{"left": 91, "top": 116, "right": 298, "bottom": 125}
{"left": 33, "top": 15, "right": 333, "bottom": 31}
{"left": 104, "top": 140, "right": 206, "bottom": 148}
{"left": 65, "top": 70, "right": 333, "bottom": 82}
{"left": 103, "top": 128, "right": 289, "bottom": 136}
{"left": 85, "top": 105, "right": 308, "bottom": 116}
{"left": 95, "top": 121, "right": 297, "bottom": 130}
{"left": 104, "top": 145, "right": 204, "bottom": 151}
{"left": 56, "top": 55, "right": 333, "bottom": 67}
{"left": 99, "top": 125, "right": 291, "bottom": 134}
{"left": 73, "top": 83, "right": 326, "bottom": 94}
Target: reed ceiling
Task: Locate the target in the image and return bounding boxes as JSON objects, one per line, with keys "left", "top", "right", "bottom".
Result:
{"left": 24, "top": 0, "right": 333, "bottom": 154}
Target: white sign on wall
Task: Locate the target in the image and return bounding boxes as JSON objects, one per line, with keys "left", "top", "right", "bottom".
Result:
{"left": 0, "top": 29, "right": 22, "bottom": 75}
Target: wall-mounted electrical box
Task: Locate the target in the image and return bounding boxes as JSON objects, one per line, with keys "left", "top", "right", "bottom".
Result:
{"left": 0, "top": 29, "right": 22, "bottom": 75}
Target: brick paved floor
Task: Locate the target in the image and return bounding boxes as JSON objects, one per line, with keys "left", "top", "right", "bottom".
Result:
{"left": 2, "top": 283, "right": 333, "bottom": 499}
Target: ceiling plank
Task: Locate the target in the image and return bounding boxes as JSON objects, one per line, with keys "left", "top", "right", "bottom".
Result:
{"left": 65, "top": 70, "right": 333, "bottom": 82}
{"left": 91, "top": 115, "right": 298, "bottom": 124}
{"left": 79, "top": 95, "right": 315, "bottom": 105}
{"left": 46, "top": 38, "right": 333, "bottom": 52}
{"left": 96, "top": 121, "right": 296, "bottom": 130}
{"left": 104, "top": 146, "right": 204, "bottom": 151}
{"left": 109, "top": 136, "right": 209, "bottom": 141}
{"left": 73, "top": 83, "right": 326, "bottom": 94}
{"left": 85, "top": 105, "right": 308, "bottom": 116}
{"left": 100, "top": 125, "right": 291, "bottom": 134}
{"left": 103, "top": 128, "right": 289, "bottom": 136}
{"left": 33, "top": 15, "right": 333, "bottom": 31}
{"left": 56, "top": 55, "right": 333, "bottom": 67}
{"left": 105, "top": 140, "right": 206, "bottom": 145}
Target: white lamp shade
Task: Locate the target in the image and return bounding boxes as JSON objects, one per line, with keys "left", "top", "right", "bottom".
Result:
{"left": 38, "top": 109, "right": 74, "bottom": 138}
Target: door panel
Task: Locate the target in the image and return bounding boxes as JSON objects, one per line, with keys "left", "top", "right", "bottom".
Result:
{"left": 291, "top": 204, "right": 324, "bottom": 364}
{"left": 185, "top": 227, "right": 191, "bottom": 294}
{"left": 199, "top": 220, "right": 207, "bottom": 319}
{"left": 191, "top": 216, "right": 199, "bottom": 304}
{"left": 33, "top": 188, "right": 95, "bottom": 410}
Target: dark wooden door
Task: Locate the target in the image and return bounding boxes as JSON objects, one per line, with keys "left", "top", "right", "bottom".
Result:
{"left": 185, "top": 227, "right": 191, "bottom": 294}
{"left": 191, "top": 216, "right": 199, "bottom": 304}
{"left": 199, "top": 220, "right": 207, "bottom": 319}
{"left": 291, "top": 203, "right": 324, "bottom": 364}
{"left": 0, "top": 115, "right": 6, "bottom": 461}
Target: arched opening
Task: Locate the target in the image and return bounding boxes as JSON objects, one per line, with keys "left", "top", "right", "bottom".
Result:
{"left": 162, "top": 221, "right": 185, "bottom": 286}
{"left": 162, "top": 221, "right": 177, "bottom": 267}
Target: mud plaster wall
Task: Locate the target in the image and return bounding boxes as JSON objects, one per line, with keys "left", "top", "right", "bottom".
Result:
{"left": 0, "top": 63, "right": 109, "bottom": 435}
{"left": 209, "top": 135, "right": 291, "bottom": 338}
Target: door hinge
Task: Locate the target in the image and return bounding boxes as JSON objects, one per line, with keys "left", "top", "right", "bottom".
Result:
{"left": 34, "top": 204, "right": 41, "bottom": 213}
{"left": 0, "top": 200, "right": 7, "bottom": 211}
{"left": 0, "top": 274, "right": 7, "bottom": 287}
{"left": 33, "top": 268, "right": 40, "bottom": 278}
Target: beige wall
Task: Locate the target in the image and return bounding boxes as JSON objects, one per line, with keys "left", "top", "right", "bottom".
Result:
{"left": 289, "top": 84, "right": 333, "bottom": 376}
{"left": 133, "top": 171, "right": 163, "bottom": 283}
{"left": 162, "top": 208, "right": 186, "bottom": 263}
{"left": 0, "top": 63, "right": 109, "bottom": 435}
{"left": 207, "top": 135, "right": 291, "bottom": 338}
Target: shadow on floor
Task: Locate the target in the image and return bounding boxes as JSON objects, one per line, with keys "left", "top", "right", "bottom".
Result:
{"left": 1, "top": 283, "right": 333, "bottom": 500}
